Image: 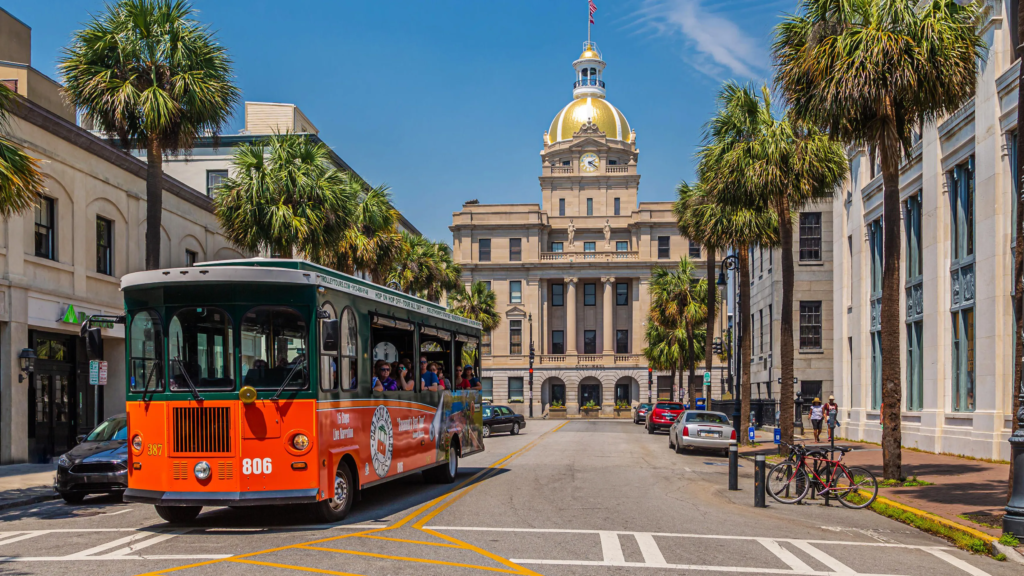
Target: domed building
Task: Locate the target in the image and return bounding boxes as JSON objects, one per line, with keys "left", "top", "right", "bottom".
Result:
{"left": 450, "top": 42, "right": 724, "bottom": 418}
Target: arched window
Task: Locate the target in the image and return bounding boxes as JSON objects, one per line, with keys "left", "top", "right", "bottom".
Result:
{"left": 590, "top": 68, "right": 597, "bottom": 85}
{"left": 129, "top": 310, "right": 163, "bottom": 392}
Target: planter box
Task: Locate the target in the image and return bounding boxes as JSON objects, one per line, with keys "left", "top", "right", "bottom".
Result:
{"left": 547, "top": 408, "right": 567, "bottom": 419}
{"left": 613, "top": 409, "right": 632, "bottom": 419}
{"left": 580, "top": 408, "right": 601, "bottom": 419}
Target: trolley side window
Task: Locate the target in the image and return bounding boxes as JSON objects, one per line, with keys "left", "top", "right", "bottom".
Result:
{"left": 454, "top": 333, "right": 481, "bottom": 390}
{"left": 241, "top": 306, "right": 309, "bottom": 390}
{"left": 129, "top": 309, "right": 164, "bottom": 393}
{"left": 420, "top": 326, "right": 452, "bottom": 391}
{"left": 320, "top": 304, "right": 359, "bottom": 392}
{"left": 169, "top": 307, "right": 235, "bottom": 391}
{"left": 370, "top": 315, "right": 415, "bottom": 392}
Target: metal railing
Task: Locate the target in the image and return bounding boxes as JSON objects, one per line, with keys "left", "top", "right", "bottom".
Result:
{"left": 574, "top": 79, "right": 606, "bottom": 89}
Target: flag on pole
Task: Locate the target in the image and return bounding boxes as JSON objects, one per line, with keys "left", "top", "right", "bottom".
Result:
{"left": 589, "top": 0, "right": 597, "bottom": 24}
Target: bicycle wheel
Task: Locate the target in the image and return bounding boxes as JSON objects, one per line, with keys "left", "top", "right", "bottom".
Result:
{"left": 767, "top": 460, "right": 809, "bottom": 504}
{"left": 835, "top": 466, "right": 878, "bottom": 509}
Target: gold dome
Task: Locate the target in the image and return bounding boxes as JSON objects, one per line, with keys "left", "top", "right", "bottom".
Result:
{"left": 547, "top": 97, "right": 632, "bottom": 144}
{"left": 579, "top": 46, "right": 601, "bottom": 60}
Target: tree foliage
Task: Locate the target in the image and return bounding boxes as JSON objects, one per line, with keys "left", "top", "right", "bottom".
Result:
{"left": 0, "top": 84, "right": 45, "bottom": 218}
{"left": 449, "top": 281, "right": 502, "bottom": 332}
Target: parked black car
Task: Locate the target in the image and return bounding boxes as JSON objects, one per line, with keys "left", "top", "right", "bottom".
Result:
{"left": 54, "top": 414, "right": 128, "bottom": 503}
{"left": 483, "top": 405, "right": 525, "bottom": 437}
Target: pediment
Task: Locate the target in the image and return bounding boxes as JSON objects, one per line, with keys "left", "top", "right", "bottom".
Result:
{"left": 567, "top": 137, "right": 608, "bottom": 150}
{"left": 505, "top": 306, "right": 528, "bottom": 319}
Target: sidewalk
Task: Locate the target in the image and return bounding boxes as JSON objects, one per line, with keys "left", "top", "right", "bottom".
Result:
{"left": 739, "top": 432, "right": 1010, "bottom": 537}
{"left": 0, "top": 463, "right": 58, "bottom": 510}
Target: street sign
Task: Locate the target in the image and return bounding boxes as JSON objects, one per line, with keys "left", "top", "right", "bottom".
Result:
{"left": 773, "top": 428, "right": 781, "bottom": 444}
{"left": 748, "top": 426, "right": 755, "bottom": 442}
{"left": 703, "top": 371, "right": 711, "bottom": 384}
{"left": 89, "top": 360, "right": 108, "bottom": 385}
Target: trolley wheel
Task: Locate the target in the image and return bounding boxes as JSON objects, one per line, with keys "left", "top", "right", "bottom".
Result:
{"left": 314, "top": 463, "right": 354, "bottom": 523}
{"left": 155, "top": 505, "right": 202, "bottom": 524}
{"left": 426, "top": 443, "right": 459, "bottom": 484}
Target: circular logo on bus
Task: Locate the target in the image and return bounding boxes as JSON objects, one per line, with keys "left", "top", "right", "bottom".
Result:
{"left": 370, "top": 405, "right": 394, "bottom": 478}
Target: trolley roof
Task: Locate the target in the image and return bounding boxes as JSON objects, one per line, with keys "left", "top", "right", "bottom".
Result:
{"left": 120, "top": 258, "right": 481, "bottom": 329}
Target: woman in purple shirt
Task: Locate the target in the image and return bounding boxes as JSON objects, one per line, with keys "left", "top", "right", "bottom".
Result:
{"left": 372, "top": 360, "right": 399, "bottom": 392}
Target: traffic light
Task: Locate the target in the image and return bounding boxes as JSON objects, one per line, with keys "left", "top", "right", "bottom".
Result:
{"left": 712, "top": 337, "right": 722, "bottom": 355}
{"left": 529, "top": 343, "right": 535, "bottom": 365}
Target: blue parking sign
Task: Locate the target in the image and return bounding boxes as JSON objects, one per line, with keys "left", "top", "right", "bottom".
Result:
{"left": 773, "top": 428, "right": 781, "bottom": 444}
{"left": 748, "top": 427, "right": 755, "bottom": 441}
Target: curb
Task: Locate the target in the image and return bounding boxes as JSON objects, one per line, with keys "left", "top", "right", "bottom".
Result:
{"left": 870, "top": 495, "right": 996, "bottom": 544}
{"left": 0, "top": 492, "right": 59, "bottom": 511}
{"left": 992, "top": 542, "right": 1024, "bottom": 564}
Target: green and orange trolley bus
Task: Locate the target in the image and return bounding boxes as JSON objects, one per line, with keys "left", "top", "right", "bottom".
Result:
{"left": 84, "top": 259, "right": 484, "bottom": 523}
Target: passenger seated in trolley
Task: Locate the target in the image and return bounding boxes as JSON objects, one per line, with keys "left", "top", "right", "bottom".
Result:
{"left": 372, "top": 360, "right": 399, "bottom": 392}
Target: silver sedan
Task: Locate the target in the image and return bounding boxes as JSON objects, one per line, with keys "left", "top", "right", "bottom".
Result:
{"left": 668, "top": 411, "right": 737, "bottom": 456}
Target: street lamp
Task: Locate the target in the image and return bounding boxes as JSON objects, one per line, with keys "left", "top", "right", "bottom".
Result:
{"left": 1006, "top": 333, "right": 1024, "bottom": 535}
{"left": 528, "top": 313, "right": 535, "bottom": 419}
{"left": 718, "top": 254, "right": 741, "bottom": 437}
{"left": 18, "top": 348, "right": 36, "bottom": 383}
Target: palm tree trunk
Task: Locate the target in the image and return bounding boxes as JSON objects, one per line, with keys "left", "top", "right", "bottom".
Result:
{"left": 778, "top": 197, "right": 796, "bottom": 452}
{"left": 687, "top": 324, "right": 697, "bottom": 404}
{"left": 677, "top": 356, "right": 685, "bottom": 402}
{"left": 879, "top": 140, "right": 904, "bottom": 481}
{"left": 739, "top": 247, "right": 753, "bottom": 444}
{"left": 144, "top": 141, "right": 164, "bottom": 270}
{"left": 1011, "top": 9, "right": 1024, "bottom": 498}
{"left": 669, "top": 366, "right": 676, "bottom": 402}
{"left": 705, "top": 250, "right": 717, "bottom": 386}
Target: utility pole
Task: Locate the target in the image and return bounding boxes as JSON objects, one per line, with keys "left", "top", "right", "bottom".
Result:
{"left": 529, "top": 313, "right": 535, "bottom": 419}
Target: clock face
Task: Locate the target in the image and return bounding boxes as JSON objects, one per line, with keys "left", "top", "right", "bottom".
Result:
{"left": 580, "top": 153, "right": 599, "bottom": 173}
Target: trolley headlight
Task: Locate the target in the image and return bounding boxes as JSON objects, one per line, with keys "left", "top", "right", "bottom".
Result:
{"left": 194, "top": 461, "right": 211, "bottom": 480}
{"left": 292, "top": 433, "right": 309, "bottom": 451}
{"left": 131, "top": 435, "right": 143, "bottom": 452}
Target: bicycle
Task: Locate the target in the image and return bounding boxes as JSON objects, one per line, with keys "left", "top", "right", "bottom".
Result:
{"left": 766, "top": 442, "right": 878, "bottom": 509}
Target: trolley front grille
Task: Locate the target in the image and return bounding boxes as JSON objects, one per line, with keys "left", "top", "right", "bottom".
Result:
{"left": 172, "top": 407, "right": 231, "bottom": 454}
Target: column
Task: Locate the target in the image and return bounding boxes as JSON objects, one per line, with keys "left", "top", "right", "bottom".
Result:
{"left": 602, "top": 277, "right": 615, "bottom": 355}
{"left": 565, "top": 278, "right": 577, "bottom": 355}
{"left": 1, "top": 287, "right": 29, "bottom": 463}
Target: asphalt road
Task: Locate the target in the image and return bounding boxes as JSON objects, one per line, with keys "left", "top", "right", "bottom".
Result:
{"left": 0, "top": 419, "right": 1016, "bottom": 576}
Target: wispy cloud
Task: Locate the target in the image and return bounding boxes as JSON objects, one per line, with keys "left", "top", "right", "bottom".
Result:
{"left": 628, "top": 0, "right": 769, "bottom": 80}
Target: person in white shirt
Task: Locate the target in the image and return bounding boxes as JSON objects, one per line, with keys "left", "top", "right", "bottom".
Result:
{"left": 809, "top": 398, "right": 824, "bottom": 443}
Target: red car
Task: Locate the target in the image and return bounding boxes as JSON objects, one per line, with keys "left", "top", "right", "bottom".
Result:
{"left": 646, "top": 402, "right": 685, "bottom": 433}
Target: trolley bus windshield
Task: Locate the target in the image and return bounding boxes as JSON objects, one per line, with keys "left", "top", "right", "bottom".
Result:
{"left": 240, "top": 306, "right": 308, "bottom": 390}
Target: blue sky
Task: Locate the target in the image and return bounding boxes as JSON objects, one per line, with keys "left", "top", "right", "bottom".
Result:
{"left": 5, "top": 0, "right": 794, "bottom": 242}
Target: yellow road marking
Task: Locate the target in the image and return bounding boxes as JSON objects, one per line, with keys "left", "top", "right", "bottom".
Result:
{"left": 138, "top": 421, "right": 566, "bottom": 576}
{"left": 228, "top": 558, "right": 365, "bottom": 576}
{"left": 355, "top": 534, "right": 465, "bottom": 548}
{"left": 300, "top": 545, "right": 522, "bottom": 574}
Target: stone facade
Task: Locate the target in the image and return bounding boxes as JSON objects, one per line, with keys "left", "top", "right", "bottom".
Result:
{"left": 834, "top": 0, "right": 1016, "bottom": 459}
{"left": 450, "top": 42, "right": 724, "bottom": 417}
{"left": 748, "top": 200, "right": 835, "bottom": 407}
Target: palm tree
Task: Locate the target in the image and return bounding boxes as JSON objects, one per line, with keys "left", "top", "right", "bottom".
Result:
{"left": 773, "top": 0, "right": 983, "bottom": 479}
{"left": 699, "top": 83, "right": 846, "bottom": 451}
{"left": 648, "top": 257, "right": 712, "bottom": 403}
{"left": 675, "top": 180, "right": 779, "bottom": 441}
{"left": 60, "top": 0, "right": 239, "bottom": 270}
{"left": 335, "top": 182, "right": 404, "bottom": 284}
{"left": 214, "top": 134, "right": 354, "bottom": 260}
{"left": 0, "top": 83, "right": 45, "bottom": 217}
{"left": 643, "top": 319, "right": 680, "bottom": 401}
{"left": 675, "top": 182, "right": 721, "bottom": 392}
{"left": 388, "top": 233, "right": 463, "bottom": 303}
{"left": 449, "top": 281, "right": 502, "bottom": 332}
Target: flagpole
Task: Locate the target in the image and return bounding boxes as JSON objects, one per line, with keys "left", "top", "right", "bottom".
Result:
{"left": 587, "top": 0, "right": 591, "bottom": 44}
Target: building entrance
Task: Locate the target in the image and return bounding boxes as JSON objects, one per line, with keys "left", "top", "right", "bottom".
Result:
{"left": 27, "top": 332, "right": 90, "bottom": 462}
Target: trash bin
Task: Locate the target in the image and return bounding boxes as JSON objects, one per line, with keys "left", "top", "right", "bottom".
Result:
{"left": 695, "top": 397, "right": 706, "bottom": 410}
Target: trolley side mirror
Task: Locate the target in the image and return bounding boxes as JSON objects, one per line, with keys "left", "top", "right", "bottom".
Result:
{"left": 85, "top": 327, "right": 104, "bottom": 361}
{"left": 322, "top": 319, "right": 340, "bottom": 353}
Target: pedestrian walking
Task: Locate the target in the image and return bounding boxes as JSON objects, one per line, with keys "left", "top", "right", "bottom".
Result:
{"left": 824, "top": 395, "right": 839, "bottom": 442}
{"left": 809, "top": 397, "right": 824, "bottom": 443}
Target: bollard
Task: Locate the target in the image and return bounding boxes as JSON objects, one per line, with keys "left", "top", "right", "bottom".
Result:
{"left": 729, "top": 445, "right": 739, "bottom": 490}
{"left": 754, "top": 454, "right": 766, "bottom": 508}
